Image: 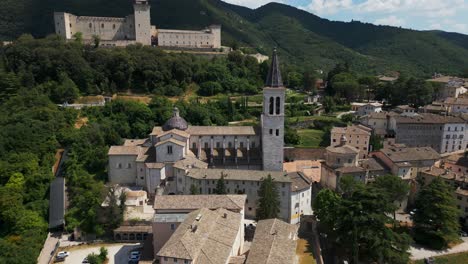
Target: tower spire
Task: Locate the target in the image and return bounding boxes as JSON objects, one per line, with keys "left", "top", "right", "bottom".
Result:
{"left": 265, "top": 48, "right": 283, "bottom": 87}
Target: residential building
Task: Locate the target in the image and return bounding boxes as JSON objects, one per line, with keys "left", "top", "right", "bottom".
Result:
{"left": 392, "top": 113, "right": 466, "bottom": 153}
{"left": 394, "top": 105, "right": 416, "bottom": 115}
{"left": 371, "top": 145, "right": 440, "bottom": 180}
{"left": 331, "top": 124, "right": 372, "bottom": 158}
{"left": 427, "top": 75, "right": 468, "bottom": 100}
{"left": 321, "top": 135, "right": 385, "bottom": 190}
{"left": 419, "top": 167, "right": 468, "bottom": 227}
{"left": 152, "top": 195, "right": 246, "bottom": 257}
{"left": 441, "top": 154, "right": 468, "bottom": 176}
{"left": 359, "top": 112, "right": 398, "bottom": 137}
{"left": 351, "top": 102, "right": 383, "bottom": 116}
{"left": 173, "top": 168, "right": 312, "bottom": 224}
{"left": 246, "top": 218, "right": 298, "bottom": 264}
{"left": 442, "top": 97, "right": 468, "bottom": 114}
{"left": 156, "top": 208, "right": 243, "bottom": 264}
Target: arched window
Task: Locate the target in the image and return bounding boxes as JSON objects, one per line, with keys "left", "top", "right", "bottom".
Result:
{"left": 269, "top": 97, "right": 274, "bottom": 115}
{"left": 276, "top": 97, "right": 281, "bottom": 115}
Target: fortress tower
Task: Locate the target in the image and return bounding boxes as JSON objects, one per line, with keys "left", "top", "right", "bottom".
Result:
{"left": 133, "top": 0, "right": 152, "bottom": 45}
{"left": 261, "top": 49, "right": 285, "bottom": 171}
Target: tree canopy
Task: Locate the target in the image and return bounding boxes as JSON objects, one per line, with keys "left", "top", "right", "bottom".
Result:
{"left": 256, "top": 175, "right": 281, "bottom": 220}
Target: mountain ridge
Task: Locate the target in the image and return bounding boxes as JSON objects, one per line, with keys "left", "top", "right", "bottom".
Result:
{"left": 0, "top": 0, "right": 467, "bottom": 76}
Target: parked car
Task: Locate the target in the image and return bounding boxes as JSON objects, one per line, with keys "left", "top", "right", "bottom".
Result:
{"left": 57, "top": 251, "right": 69, "bottom": 258}
{"left": 82, "top": 257, "right": 90, "bottom": 264}
{"left": 129, "top": 254, "right": 141, "bottom": 261}
{"left": 54, "top": 256, "right": 65, "bottom": 263}
{"left": 130, "top": 250, "right": 141, "bottom": 257}
{"left": 424, "top": 257, "right": 435, "bottom": 264}
{"left": 460, "top": 231, "right": 468, "bottom": 237}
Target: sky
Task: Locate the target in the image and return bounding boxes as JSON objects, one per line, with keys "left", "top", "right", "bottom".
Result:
{"left": 224, "top": 0, "right": 468, "bottom": 34}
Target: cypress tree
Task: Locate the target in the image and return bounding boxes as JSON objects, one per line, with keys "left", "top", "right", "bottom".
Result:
{"left": 214, "top": 173, "right": 227, "bottom": 194}
{"left": 256, "top": 174, "right": 280, "bottom": 220}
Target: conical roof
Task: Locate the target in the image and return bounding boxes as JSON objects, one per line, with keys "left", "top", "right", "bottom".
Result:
{"left": 265, "top": 49, "right": 283, "bottom": 87}
{"left": 163, "top": 107, "right": 188, "bottom": 131}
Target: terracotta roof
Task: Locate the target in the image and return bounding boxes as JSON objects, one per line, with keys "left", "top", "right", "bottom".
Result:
{"left": 151, "top": 125, "right": 257, "bottom": 136}
{"left": 246, "top": 218, "right": 298, "bottom": 264}
{"left": 283, "top": 160, "right": 321, "bottom": 183}
{"left": 331, "top": 124, "right": 372, "bottom": 135}
{"left": 336, "top": 166, "right": 365, "bottom": 173}
{"left": 114, "top": 225, "right": 152, "bottom": 233}
{"left": 157, "top": 129, "right": 190, "bottom": 139}
{"left": 123, "top": 139, "right": 148, "bottom": 146}
{"left": 126, "top": 190, "right": 147, "bottom": 198}
{"left": 379, "top": 146, "right": 440, "bottom": 162}
{"left": 288, "top": 172, "right": 311, "bottom": 192}
{"left": 173, "top": 156, "right": 208, "bottom": 170}
{"left": 326, "top": 144, "right": 359, "bottom": 154}
{"left": 359, "top": 158, "right": 385, "bottom": 171}
{"left": 155, "top": 138, "right": 186, "bottom": 147}
{"left": 445, "top": 154, "right": 468, "bottom": 167}
{"left": 153, "top": 195, "right": 246, "bottom": 211}
{"left": 157, "top": 208, "right": 242, "bottom": 263}
{"left": 444, "top": 97, "right": 468, "bottom": 105}
{"left": 456, "top": 187, "right": 468, "bottom": 196}
{"left": 108, "top": 146, "right": 140, "bottom": 155}
{"left": 363, "top": 111, "right": 398, "bottom": 119}
{"left": 186, "top": 168, "right": 291, "bottom": 182}
{"left": 394, "top": 113, "right": 465, "bottom": 124}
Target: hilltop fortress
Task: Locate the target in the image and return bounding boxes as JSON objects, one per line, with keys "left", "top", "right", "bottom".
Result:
{"left": 54, "top": 0, "right": 221, "bottom": 48}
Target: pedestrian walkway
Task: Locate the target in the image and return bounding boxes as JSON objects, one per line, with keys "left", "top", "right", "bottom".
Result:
{"left": 37, "top": 232, "right": 60, "bottom": 264}
{"left": 410, "top": 237, "right": 468, "bottom": 260}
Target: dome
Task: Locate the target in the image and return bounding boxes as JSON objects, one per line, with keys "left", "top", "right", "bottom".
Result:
{"left": 163, "top": 107, "right": 188, "bottom": 131}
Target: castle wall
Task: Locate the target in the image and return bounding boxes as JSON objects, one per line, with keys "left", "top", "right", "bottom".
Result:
{"left": 157, "top": 27, "right": 220, "bottom": 49}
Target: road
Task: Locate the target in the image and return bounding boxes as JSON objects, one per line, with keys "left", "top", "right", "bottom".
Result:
{"left": 410, "top": 237, "right": 468, "bottom": 260}
{"left": 61, "top": 243, "right": 141, "bottom": 264}
{"left": 37, "top": 232, "right": 61, "bottom": 264}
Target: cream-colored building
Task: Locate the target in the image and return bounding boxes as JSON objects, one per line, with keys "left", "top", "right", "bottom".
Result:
{"left": 321, "top": 136, "right": 385, "bottom": 190}
{"left": 359, "top": 112, "right": 398, "bottom": 137}
{"left": 173, "top": 168, "right": 312, "bottom": 224}
{"left": 331, "top": 124, "right": 372, "bottom": 158}
{"left": 427, "top": 75, "right": 468, "bottom": 100}
{"left": 54, "top": 0, "right": 221, "bottom": 49}
{"left": 392, "top": 113, "right": 467, "bottom": 154}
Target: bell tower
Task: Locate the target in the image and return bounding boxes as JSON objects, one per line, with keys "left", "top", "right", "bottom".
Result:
{"left": 261, "top": 49, "right": 285, "bottom": 171}
{"left": 134, "top": 0, "right": 152, "bottom": 45}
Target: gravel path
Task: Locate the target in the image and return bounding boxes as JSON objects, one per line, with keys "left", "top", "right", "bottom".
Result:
{"left": 410, "top": 237, "right": 468, "bottom": 260}
{"left": 61, "top": 243, "right": 140, "bottom": 264}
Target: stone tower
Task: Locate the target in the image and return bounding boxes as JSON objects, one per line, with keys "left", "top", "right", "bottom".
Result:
{"left": 261, "top": 49, "right": 285, "bottom": 171}
{"left": 134, "top": 0, "right": 152, "bottom": 45}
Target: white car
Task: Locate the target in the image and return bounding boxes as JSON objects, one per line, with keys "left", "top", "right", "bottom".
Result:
{"left": 57, "top": 252, "right": 69, "bottom": 258}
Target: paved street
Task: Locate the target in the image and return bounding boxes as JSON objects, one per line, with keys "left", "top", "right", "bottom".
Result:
{"left": 410, "top": 237, "right": 468, "bottom": 260}
{"left": 37, "top": 232, "right": 61, "bottom": 264}
{"left": 61, "top": 243, "right": 141, "bottom": 264}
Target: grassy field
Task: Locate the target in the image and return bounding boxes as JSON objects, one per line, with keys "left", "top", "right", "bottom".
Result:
{"left": 295, "top": 129, "right": 325, "bottom": 148}
{"left": 413, "top": 251, "right": 468, "bottom": 264}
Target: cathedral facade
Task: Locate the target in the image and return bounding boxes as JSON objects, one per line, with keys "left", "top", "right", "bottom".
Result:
{"left": 108, "top": 50, "right": 286, "bottom": 194}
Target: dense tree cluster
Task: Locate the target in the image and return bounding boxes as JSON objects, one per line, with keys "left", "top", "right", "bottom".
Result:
{"left": 413, "top": 177, "right": 460, "bottom": 249}
{"left": 314, "top": 176, "right": 412, "bottom": 264}
{"left": 1, "top": 36, "right": 265, "bottom": 101}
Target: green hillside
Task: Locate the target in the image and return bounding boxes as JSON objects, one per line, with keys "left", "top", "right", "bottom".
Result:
{"left": 1, "top": 0, "right": 467, "bottom": 76}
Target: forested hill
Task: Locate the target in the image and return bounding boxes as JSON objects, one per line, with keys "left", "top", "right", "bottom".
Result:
{"left": 1, "top": 0, "right": 468, "bottom": 76}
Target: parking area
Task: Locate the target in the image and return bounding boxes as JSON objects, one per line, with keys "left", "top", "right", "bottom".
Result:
{"left": 59, "top": 243, "right": 141, "bottom": 264}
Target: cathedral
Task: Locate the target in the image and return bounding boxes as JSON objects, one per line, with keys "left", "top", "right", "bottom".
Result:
{"left": 108, "top": 50, "right": 286, "bottom": 194}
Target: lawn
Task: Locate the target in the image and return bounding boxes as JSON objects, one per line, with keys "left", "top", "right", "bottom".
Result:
{"left": 295, "top": 129, "right": 325, "bottom": 148}
{"left": 413, "top": 251, "right": 468, "bottom": 264}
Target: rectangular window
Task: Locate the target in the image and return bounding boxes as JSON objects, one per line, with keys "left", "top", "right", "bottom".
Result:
{"left": 276, "top": 129, "right": 279, "bottom": 136}
{"left": 170, "top": 224, "right": 176, "bottom": 230}
{"left": 127, "top": 163, "right": 132, "bottom": 169}
{"left": 167, "top": 145, "right": 173, "bottom": 154}
{"left": 269, "top": 129, "right": 273, "bottom": 135}
{"left": 216, "top": 142, "right": 220, "bottom": 148}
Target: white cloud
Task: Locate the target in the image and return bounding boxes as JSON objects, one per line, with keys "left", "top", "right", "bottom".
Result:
{"left": 374, "top": 15, "right": 405, "bottom": 27}
{"left": 222, "top": 0, "right": 281, "bottom": 9}
{"left": 302, "top": 0, "right": 353, "bottom": 14}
